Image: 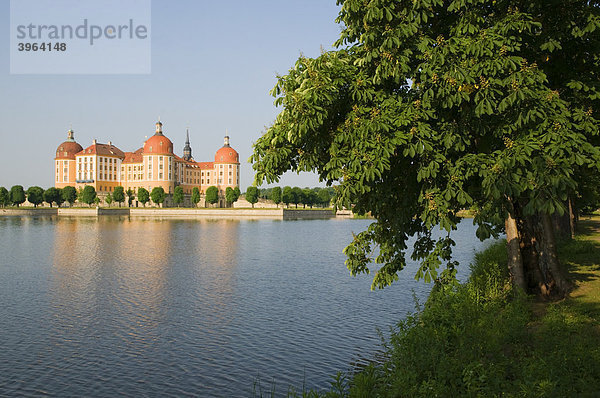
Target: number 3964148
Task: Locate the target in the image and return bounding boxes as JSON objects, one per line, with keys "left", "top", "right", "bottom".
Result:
{"left": 17, "top": 43, "right": 67, "bottom": 51}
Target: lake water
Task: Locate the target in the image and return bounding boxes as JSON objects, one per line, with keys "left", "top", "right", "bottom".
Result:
{"left": 0, "top": 216, "right": 489, "bottom": 397}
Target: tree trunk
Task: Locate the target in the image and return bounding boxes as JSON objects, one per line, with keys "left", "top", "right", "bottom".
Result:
{"left": 568, "top": 198, "right": 576, "bottom": 239}
{"left": 505, "top": 212, "right": 526, "bottom": 291}
{"left": 539, "top": 212, "right": 572, "bottom": 296}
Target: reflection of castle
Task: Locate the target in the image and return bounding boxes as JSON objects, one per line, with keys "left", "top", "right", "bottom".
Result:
{"left": 54, "top": 120, "right": 240, "bottom": 197}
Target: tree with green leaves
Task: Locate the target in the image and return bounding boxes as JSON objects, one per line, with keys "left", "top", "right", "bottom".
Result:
{"left": 9, "top": 185, "right": 25, "bottom": 207}
{"left": 291, "top": 187, "right": 303, "bottom": 208}
{"left": 113, "top": 186, "right": 125, "bottom": 207}
{"left": 81, "top": 186, "right": 97, "bottom": 207}
{"left": 191, "top": 187, "right": 201, "bottom": 207}
{"left": 282, "top": 186, "right": 293, "bottom": 208}
{"left": 234, "top": 187, "right": 241, "bottom": 203}
{"left": 245, "top": 186, "right": 259, "bottom": 208}
{"left": 55, "top": 188, "right": 65, "bottom": 207}
{"left": 252, "top": 0, "right": 600, "bottom": 297}
{"left": 302, "top": 188, "right": 316, "bottom": 208}
{"left": 43, "top": 187, "right": 61, "bottom": 208}
{"left": 126, "top": 188, "right": 135, "bottom": 207}
{"left": 0, "top": 187, "right": 9, "bottom": 208}
{"left": 205, "top": 186, "right": 219, "bottom": 207}
{"left": 138, "top": 187, "right": 150, "bottom": 207}
{"left": 150, "top": 187, "right": 166, "bottom": 207}
{"left": 27, "top": 186, "right": 45, "bottom": 208}
{"left": 173, "top": 186, "right": 184, "bottom": 207}
{"left": 225, "top": 187, "right": 236, "bottom": 206}
{"left": 62, "top": 186, "right": 77, "bottom": 207}
{"left": 318, "top": 189, "right": 331, "bottom": 208}
{"left": 271, "top": 186, "right": 282, "bottom": 208}
{"left": 105, "top": 193, "right": 113, "bottom": 207}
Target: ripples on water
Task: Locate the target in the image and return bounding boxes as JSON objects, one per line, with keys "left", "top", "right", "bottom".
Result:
{"left": 0, "top": 216, "right": 489, "bottom": 397}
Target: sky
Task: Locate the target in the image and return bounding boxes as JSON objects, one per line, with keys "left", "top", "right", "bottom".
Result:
{"left": 0, "top": 0, "right": 344, "bottom": 189}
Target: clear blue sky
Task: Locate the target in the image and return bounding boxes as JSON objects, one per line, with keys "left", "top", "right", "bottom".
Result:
{"left": 0, "top": 0, "right": 343, "bottom": 189}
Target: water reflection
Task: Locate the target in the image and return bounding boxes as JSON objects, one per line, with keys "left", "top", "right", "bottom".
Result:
{"left": 0, "top": 217, "right": 489, "bottom": 397}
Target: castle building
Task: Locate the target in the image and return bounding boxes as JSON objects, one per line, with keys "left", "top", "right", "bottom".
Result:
{"left": 54, "top": 120, "right": 240, "bottom": 201}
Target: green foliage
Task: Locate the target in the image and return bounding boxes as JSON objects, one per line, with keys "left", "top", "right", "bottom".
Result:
{"left": 317, "top": 189, "right": 331, "bottom": 208}
{"left": 271, "top": 186, "right": 282, "bottom": 206}
{"left": 79, "top": 185, "right": 97, "bottom": 206}
{"left": 251, "top": 0, "right": 600, "bottom": 289}
{"left": 191, "top": 187, "right": 201, "bottom": 207}
{"left": 282, "top": 186, "right": 293, "bottom": 207}
{"left": 126, "top": 188, "right": 135, "bottom": 207}
{"left": 225, "top": 187, "right": 237, "bottom": 205}
{"left": 234, "top": 186, "right": 241, "bottom": 201}
{"left": 205, "top": 186, "right": 219, "bottom": 206}
{"left": 9, "top": 185, "right": 25, "bottom": 207}
{"left": 113, "top": 186, "right": 125, "bottom": 207}
{"left": 150, "top": 187, "right": 166, "bottom": 206}
{"left": 26, "top": 186, "right": 44, "bottom": 207}
{"left": 137, "top": 187, "right": 150, "bottom": 207}
{"left": 43, "top": 187, "right": 61, "bottom": 207}
{"left": 105, "top": 193, "right": 113, "bottom": 206}
{"left": 81, "top": 186, "right": 97, "bottom": 206}
{"left": 173, "top": 186, "right": 184, "bottom": 207}
{"left": 291, "top": 187, "right": 303, "bottom": 208}
{"left": 245, "top": 186, "right": 259, "bottom": 208}
{"left": 312, "top": 238, "right": 600, "bottom": 397}
{"left": 302, "top": 188, "right": 316, "bottom": 208}
{"left": 61, "top": 186, "right": 77, "bottom": 206}
{"left": 0, "top": 187, "right": 9, "bottom": 207}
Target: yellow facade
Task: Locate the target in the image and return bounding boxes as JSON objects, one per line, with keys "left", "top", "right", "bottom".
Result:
{"left": 54, "top": 121, "right": 240, "bottom": 203}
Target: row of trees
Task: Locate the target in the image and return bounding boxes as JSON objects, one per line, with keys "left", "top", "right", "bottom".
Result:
{"left": 242, "top": 186, "right": 332, "bottom": 208}
{"left": 0, "top": 185, "right": 78, "bottom": 208}
{"left": 0, "top": 184, "right": 241, "bottom": 208}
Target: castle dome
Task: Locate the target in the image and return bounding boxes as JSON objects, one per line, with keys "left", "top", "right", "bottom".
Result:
{"left": 214, "top": 135, "right": 239, "bottom": 163}
{"left": 55, "top": 129, "right": 83, "bottom": 159}
{"left": 143, "top": 134, "right": 173, "bottom": 155}
{"left": 143, "top": 119, "right": 174, "bottom": 155}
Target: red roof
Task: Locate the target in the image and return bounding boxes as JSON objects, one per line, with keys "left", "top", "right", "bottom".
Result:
{"left": 55, "top": 141, "right": 83, "bottom": 160}
{"left": 76, "top": 143, "right": 125, "bottom": 158}
{"left": 123, "top": 151, "right": 143, "bottom": 163}
{"left": 198, "top": 162, "right": 214, "bottom": 169}
{"left": 214, "top": 146, "right": 239, "bottom": 163}
{"left": 143, "top": 134, "right": 173, "bottom": 155}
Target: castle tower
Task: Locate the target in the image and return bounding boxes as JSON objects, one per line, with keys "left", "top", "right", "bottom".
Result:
{"left": 55, "top": 128, "right": 83, "bottom": 188}
{"left": 183, "top": 128, "right": 193, "bottom": 161}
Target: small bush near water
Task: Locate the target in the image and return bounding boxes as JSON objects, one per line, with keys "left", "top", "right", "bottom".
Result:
{"left": 255, "top": 237, "right": 600, "bottom": 397}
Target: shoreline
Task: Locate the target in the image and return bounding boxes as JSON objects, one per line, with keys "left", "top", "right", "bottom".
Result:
{"left": 0, "top": 207, "right": 342, "bottom": 220}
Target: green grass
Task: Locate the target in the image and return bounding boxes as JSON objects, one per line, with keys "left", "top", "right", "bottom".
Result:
{"left": 272, "top": 216, "right": 600, "bottom": 398}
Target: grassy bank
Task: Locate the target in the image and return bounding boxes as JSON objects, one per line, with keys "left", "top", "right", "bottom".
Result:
{"left": 271, "top": 215, "right": 600, "bottom": 397}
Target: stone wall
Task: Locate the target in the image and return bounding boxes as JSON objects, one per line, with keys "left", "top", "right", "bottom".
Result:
{"left": 282, "top": 209, "right": 336, "bottom": 220}
{"left": 0, "top": 208, "right": 58, "bottom": 216}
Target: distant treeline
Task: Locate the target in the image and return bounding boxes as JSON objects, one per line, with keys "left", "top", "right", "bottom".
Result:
{"left": 0, "top": 184, "right": 240, "bottom": 208}
{"left": 245, "top": 186, "right": 335, "bottom": 208}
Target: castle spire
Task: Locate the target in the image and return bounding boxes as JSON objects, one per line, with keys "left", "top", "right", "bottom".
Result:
{"left": 155, "top": 118, "right": 163, "bottom": 135}
{"left": 183, "top": 128, "right": 193, "bottom": 161}
{"left": 224, "top": 131, "right": 230, "bottom": 147}
{"left": 67, "top": 128, "right": 75, "bottom": 142}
